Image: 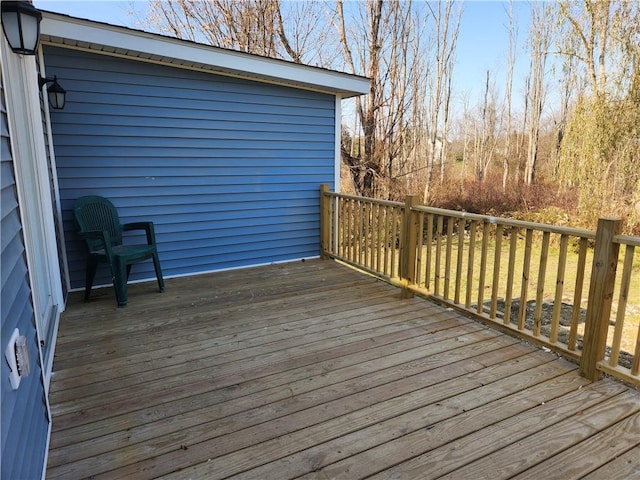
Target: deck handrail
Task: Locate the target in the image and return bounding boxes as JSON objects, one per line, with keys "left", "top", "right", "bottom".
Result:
{"left": 412, "top": 204, "right": 597, "bottom": 238}
{"left": 320, "top": 186, "right": 640, "bottom": 386}
{"left": 324, "top": 190, "right": 404, "bottom": 208}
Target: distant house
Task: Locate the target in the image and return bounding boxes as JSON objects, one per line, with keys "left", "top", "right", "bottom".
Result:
{"left": 1, "top": 10, "right": 368, "bottom": 479}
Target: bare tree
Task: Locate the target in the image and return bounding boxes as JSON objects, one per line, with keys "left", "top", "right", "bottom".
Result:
{"left": 337, "top": 0, "right": 427, "bottom": 199}
{"left": 524, "top": 2, "right": 553, "bottom": 185}
{"left": 459, "top": 91, "right": 472, "bottom": 189}
{"left": 147, "top": 0, "right": 331, "bottom": 65}
{"left": 422, "top": 1, "right": 461, "bottom": 203}
{"left": 336, "top": 0, "right": 383, "bottom": 197}
{"left": 502, "top": 0, "right": 517, "bottom": 190}
{"left": 475, "top": 70, "right": 500, "bottom": 182}
{"left": 552, "top": 50, "right": 580, "bottom": 176}
{"left": 558, "top": 0, "right": 613, "bottom": 97}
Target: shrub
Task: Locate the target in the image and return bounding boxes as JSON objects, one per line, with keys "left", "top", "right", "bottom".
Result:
{"left": 428, "top": 172, "right": 578, "bottom": 222}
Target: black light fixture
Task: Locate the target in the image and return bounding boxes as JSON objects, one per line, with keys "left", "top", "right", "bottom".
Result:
{"left": 39, "top": 76, "right": 66, "bottom": 109}
{"left": 1, "top": 1, "right": 42, "bottom": 55}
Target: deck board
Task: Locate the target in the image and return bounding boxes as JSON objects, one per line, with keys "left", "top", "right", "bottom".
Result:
{"left": 511, "top": 411, "right": 640, "bottom": 479}
{"left": 581, "top": 446, "right": 640, "bottom": 480}
{"left": 47, "top": 259, "right": 640, "bottom": 479}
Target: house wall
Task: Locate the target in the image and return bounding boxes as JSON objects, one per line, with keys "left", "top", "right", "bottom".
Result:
{"left": 1, "top": 72, "right": 49, "bottom": 480}
{"left": 44, "top": 46, "right": 336, "bottom": 290}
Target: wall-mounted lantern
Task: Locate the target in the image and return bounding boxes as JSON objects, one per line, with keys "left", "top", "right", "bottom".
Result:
{"left": 39, "top": 76, "right": 66, "bottom": 109}
{"left": 1, "top": 1, "right": 42, "bottom": 55}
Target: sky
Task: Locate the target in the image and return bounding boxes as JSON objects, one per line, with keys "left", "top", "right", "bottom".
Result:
{"left": 34, "top": 0, "right": 532, "bottom": 110}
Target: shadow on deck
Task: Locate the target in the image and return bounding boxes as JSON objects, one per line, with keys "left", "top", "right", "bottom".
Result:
{"left": 47, "top": 259, "right": 640, "bottom": 479}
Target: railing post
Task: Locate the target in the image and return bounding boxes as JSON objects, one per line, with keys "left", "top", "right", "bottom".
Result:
{"left": 580, "top": 217, "right": 622, "bottom": 381}
{"left": 320, "top": 184, "right": 331, "bottom": 259}
{"left": 400, "top": 195, "right": 420, "bottom": 298}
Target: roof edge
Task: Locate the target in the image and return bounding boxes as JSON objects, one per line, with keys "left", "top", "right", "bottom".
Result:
{"left": 39, "top": 11, "right": 369, "bottom": 98}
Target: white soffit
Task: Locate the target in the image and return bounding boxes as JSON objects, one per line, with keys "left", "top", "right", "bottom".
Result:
{"left": 39, "top": 12, "right": 369, "bottom": 98}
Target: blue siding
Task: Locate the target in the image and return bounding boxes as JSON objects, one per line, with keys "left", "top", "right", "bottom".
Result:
{"left": 45, "top": 46, "right": 336, "bottom": 289}
{"left": 1, "top": 76, "right": 49, "bottom": 480}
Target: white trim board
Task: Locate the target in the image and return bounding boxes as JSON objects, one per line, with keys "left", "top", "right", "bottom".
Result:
{"left": 334, "top": 96, "right": 342, "bottom": 192}
{"left": 1, "top": 38, "right": 64, "bottom": 391}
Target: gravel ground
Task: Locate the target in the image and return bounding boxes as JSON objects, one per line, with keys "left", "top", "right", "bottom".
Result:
{"left": 479, "top": 299, "right": 634, "bottom": 370}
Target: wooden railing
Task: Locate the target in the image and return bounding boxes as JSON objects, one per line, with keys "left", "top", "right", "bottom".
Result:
{"left": 321, "top": 186, "right": 640, "bottom": 386}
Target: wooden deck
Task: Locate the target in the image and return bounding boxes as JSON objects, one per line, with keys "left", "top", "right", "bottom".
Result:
{"left": 47, "top": 259, "right": 640, "bottom": 479}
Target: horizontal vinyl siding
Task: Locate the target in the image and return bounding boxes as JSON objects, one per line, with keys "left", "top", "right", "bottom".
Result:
{"left": 45, "top": 46, "right": 336, "bottom": 289}
{"left": 1, "top": 75, "right": 48, "bottom": 480}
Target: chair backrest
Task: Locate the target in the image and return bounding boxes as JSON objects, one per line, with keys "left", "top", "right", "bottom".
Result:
{"left": 74, "top": 196, "right": 123, "bottom": 251}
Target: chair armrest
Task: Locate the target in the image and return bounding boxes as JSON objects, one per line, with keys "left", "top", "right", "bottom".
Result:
{"left": 79, "top": 229, "right": 114, "bottom": 256}
{"left": 123, "top": 222, "right": 157, "bottom": 246}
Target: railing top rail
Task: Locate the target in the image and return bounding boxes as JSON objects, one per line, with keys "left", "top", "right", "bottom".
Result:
{"left": 614, "top": 234, "right": 640, "bottom": 247}
{"left": 411, "top": 204, "right": 597, "bottom": 239}
{"left": 324, "top": 191, "right": 404, "bottom": 208}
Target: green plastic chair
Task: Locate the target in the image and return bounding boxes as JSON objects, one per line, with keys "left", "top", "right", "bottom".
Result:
{"left": 73, "top": 195, "right": 165, "bottom": 307}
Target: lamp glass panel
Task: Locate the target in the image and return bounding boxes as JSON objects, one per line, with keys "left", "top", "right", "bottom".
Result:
{"left": 48, "top": 90, "right": 65, "bottom": 109}
{"left": 1, "top": 11, "right": 22, "bottom": 49}
{"left": 18, "top": 10, "right": 39, "bottom": 52}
